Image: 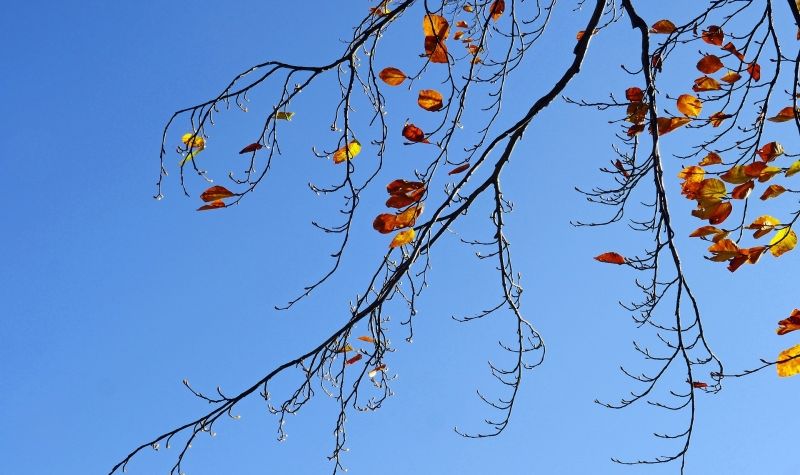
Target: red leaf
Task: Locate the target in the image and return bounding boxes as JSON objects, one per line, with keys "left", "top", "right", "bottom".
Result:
{"left": 346, "top": 354, "right": 363, "bottom": 365}
{"left": 197, "top": 200, "right": 226, "bottom": 211}
{"left": 402, "top": 124, "right": 430, "bottom": 143}
{"left": 594, "top": 252, "right": 626, "bottom": 265}
{"left": 239, "top": 143, "right": 264, "bottom": 154}
{"left": 448, "top": 163, "right": 470, "bottom": 175}
{"left": 200, "top": 185, "right": 235, "bottom": 202}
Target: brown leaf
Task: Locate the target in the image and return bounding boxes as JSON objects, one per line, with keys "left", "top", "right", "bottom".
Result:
{"left": 387, "top": 179, "right": 424, "bottom": 195}
{"left": 418, "top": 89, "right": 444, "bottom": 111}
{"left": 346, "top": 354, "right": 363, "bottom": 365}
{"left": 357, "top": 336, "right": 376, "bottom": 343}
{"left": 731, "top": 180, "right": 754, "bottom": 199}
{"left": 777, "top": 309, "right": 800, "bottom": 336}
{"left": 696, "top": 55, "right": 724, "bottom": 74}
{"left": 239, "top": 143, "right": 264, "bottom": 154}
{"left": 722, "top": 42, "right": 745, "bottom": 61}
{"left": 650, "top": 19, "right": 676, "bottom": 34}
{"left": 701, "top": 26, "right": 724, "bottom": 46}
{"left": 767, "top": 106, "right": 799, "bottom": 123}
{"left": 373, "top": 214, "right": 397, "bottom": 234}
{"left": 699, "top": 152, "right": 723, "bottom": 166}
{"left": 709, "top": 112, "right": 732, "bottom": 127}
{"left": 594, "top": 252, "right": 626, "bottom": 265}
{"left": 656, "top": 117, "right": 691, "bottom": 135}
{"left": 489, "top": 0, "right": 505, "bottom": 21}
{"left": 402, "top": 124, "right": 430, "bottom": 143}
{"left": 200, "top": 185, "right": 235, "bottom": 202}
{"left": 746, "top": 62, "right": 761, "bottom": 81}
{"left": 448, "top": 163, "right": 470, "bottom": 175}
{"left": 625, "top": 87, "right": 644, "bottom": 103}
{"left": 756, "top": 142, "right": 784, "bottom": 162}
{"left": 720, "top": 70, "right": 741, "bottom": 84}
{"left": 693, "top": 76, "right": 721, "bottom": 92}
{"left": 379, "top": 67, "right": 407, "bottom": 86}
{"left": 423, "top": 14, "right": 450, "bottom": 63}
{"left": 197, "top": 199, "right": 226, "bottom": 211}
{"left": 760, "top": 184, "right": 786, "bottom": 200}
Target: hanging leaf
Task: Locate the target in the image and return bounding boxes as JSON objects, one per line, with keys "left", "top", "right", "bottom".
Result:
{"left": 731, "top": 180, "right": 754, "bottom": 199}
{"left": 197, "top": 200, "right": 225, "bottom": 211}
{"left": 418, "top": 89, "right": 444, "bottom": 111}
{"left": 696, "top": 55, "right": 724, "bottom": 74}
{"left": 708, "top": 239, "right": 739, "bottom": 260}
{"left": 627, "top": 124, "right": 645, "bottom": 137}
{"left": 692, "top": 76, "right": 721, "bottom": 92}
{"left": 200, "top": 185, "right": 235, "bottom": 202}
{"left": 449, "top": 163, "right": 470, "bottom": 175}
{"left": 395, "top": 204, "right": 424, "bottom": 229}
{"left": 756, "top": 142, "right": 784, "bottom": 162}
{"left": 786, "top": 160, "right": 800, "bottom": 177}
{"left": 699, "top": 152, "right": 723, "bottom": 166}
{"left": 649, "top": 19, "right": 676, "bottom": 34}
{"left": 626, "top": 102, "right": 649, "bottom": 124}
{"left": 373, "top": 214, "right": 397, "bottom": 234}
{"left": 594, "top": 252, "right": 626, "bottom": 265}
{"left": 743, "top": 161, "right": 767, "bottom": 178}
{"left": 720, "top": 166, "right": 748, "bottom": 184}
{"left": 454, "top": 31, "right": 465, "bottom": 40}
{"left": 390, "top": 228, "right": 416, "bottom": 248}
{"left": 767, "top": 107, "right": 799, "bottom": 123}
{"left": 777, "top": 309, "right": 800, "bottom": 336}
{"left": 746, "top": 62, "right": 761, "bottom": 81}
{"left": 689, "top": 225, "right": 728, "bottom": 242}
{"left": 333, "top": 140, "right": 362, "bottom": 164}
{"left": 625, "top": 87, "right": 644, "bottom": 103}
{"left": 239, "top": 142, "right": 264, "bottom": 154}
{"left": 275, "top": 112, "right": 295, "bottom": 120}
{"left": 777, "top": 344, "right": 800, "bottom": 377}
{"left": 692, "top": 381, "right": 709, "bottom": 389}
{"left": 368, "top": 364, "right": 387, "bottom": 378}
{"left": 357, "top": 336, "right": 376, "bottom": 343}
{"left": 701, "top": 26, "right": 724, "bottom": 46}
{"left": 489, "top": 0, "right": 505, "bottom": 21}
{"left": 463, "top": 4, "right": 474, "bottom": 12}
{"left": 181, "top": 133, "right": 206, "bottom": 150}
{"left": 402, "top": 124, "right": 430, "bottom": 143}
{"left": 677, "top": 94, "right": 703, "bottom": 117}
{"left": 758, "top": 166, "right": 781, "bottom": 183}
{"left": 346, "top": 354, "right": 363, "bottom": 365}
{"left": 387, "top": 179, "right": 425, "bottom": 195}
{"left": 720, "top": 70, "right": 741, "bottom": 84}
{"left": 747, "top": 215, "right": 780, "bottom": 239}
{"left": 722, "top": 42, "right": 745, "bottom": 61}
{"left": 656, "top": 117, "right": 691, "bottom": 135}
{"left": 709, "top": 112, "right": 732, "bottom": 127}
{"left": 336, "top": 343, "right": 354, "bottom": 353}
{"left": 455, "top": 20, "right": 468, "bottom": 28}
{"left": 379, "top": 67, "right": 407, "bottom": 86}
{"left": 769, "top": 228, "right": 797, "bottom": 257}
{"left": 423, "top": 14, "right": 450, "bottom": 63}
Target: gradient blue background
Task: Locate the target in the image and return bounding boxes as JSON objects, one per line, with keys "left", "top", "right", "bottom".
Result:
{"left": 2, "top": 1, "right": 798, "bottom": 474}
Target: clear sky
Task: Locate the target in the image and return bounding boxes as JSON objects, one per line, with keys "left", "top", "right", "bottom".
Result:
{"left": 2, "top": 1, "right": 799, "bottom": 474}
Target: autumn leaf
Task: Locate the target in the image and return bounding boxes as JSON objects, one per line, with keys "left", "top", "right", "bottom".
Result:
{"left": 336, "top": 343, "right": 353, "bottom": 353}
{"left": 699, "top": 152, "right": 723, "bottom": 166}
{"left": 701, "top": 26, "right": 724, "bottom": 46}
{"left": 708, "top": 239, "right": 739, "bottom": 260}
{"left": 777, "top": 309, "right": 800, "bottom": 336}
{"left": 757, "top": 166, "right": 781, "bottom": 183}
{"left": 677, "top": 94, "right": 703, "bottom": 117}
{"left": 200, "top": 185, "right": 235, "bottom": 202}
{"left": 197, "top": 199, "right": 225, "bottom": 211}
{"left": 692, "top": 76, "right": 721, "bottom": 92}
{"left": 368, "top": 364, "right": 387, "bottom": 379}
{"left": 690, "top": 225, "right": 728, "bottom": 242}
{"left": 390, "top": 228, "right": 416, "bottom": 248}
{"left": 402, "top": 124, "right": 430, "bottom": 143}
{"left": 576, "top": 29, "right": 598, "bottom": 41}
{"left": 614, "top": 159, "right": 629, "bottom": 178}
{"left": 767, "top": 106, "right": 799, "bottom": 123}
{"left": 743, "top": 161, "right": 767, "bottom": 179}
{"left": 692, "top": 201, "right": 732, "bottom": 225}
{"left": 722, "top": 42, "right": 745, "bottom": 61}
{"left": 387, "top": 179, "right": 425, "bottom": 195}
{"left": 275, "top": 112, "right": 295, "bottom": 120}
{"left": 394, "top": 204, "right": 424, "bottom": 229}
{"left": 731, "top": 180, "right": 754, "bottom": 199}
{"left": 649, "top": 19, "right": 676, "bottom": 34}
{"left": 357, "top": 336, "right": 376, "bottom": 343}
{"left": 182, "top": 132, "right": 206, "bottom": 150}
{"left": 696, "top": 55, "right": 724, "bottom": 74}
{"left": 627, "top": 124, "right": 645, "bottom": 137}
{"left": 777, "top": 344, "right": 800, "bottom": 377}
{"left": 720, "top": 70, "right": 741, "bottom": 84}
{"left": 387, "top": 190, "right": 425, "bottom": 208}
{"left": 346, "top": 354, "right": 363, "bottom": 365}
{"left": 454, "top": 31, "right": 465, "bottom": 40}
{"left": 625, "top": 87, "right": 644, "bottom": 103}
{"left": 594, "top": 252, "right": 626, "bottom": 265}
{"left": 786, "top": 160, "right": 800, "bottom": 177}
{"left": 719, "top": 166, "right": 748, "bottom": 185}
{"left": 747, "top": 215, "right": 780, "bottom": 239}
{"left": 769, "top": 227, "right": 797, "bottom": 257}
{"left": 379, "top": 67, "right": 407, "bottom": 86}
{"left": 448, "top": 163, "right": 470, "bottom": 175}
{"left": 698, "top": 178, "right": 727, "bottom": 205}
{"left": 746, "top": 62, "right": 761, "bottom": 81}
{"left": 239, "top": 142, "right": 264, "bottom": 154}
{"left": 463, "top": 4, "right": 474, "bottom": 12}
{"left": 489, "top": 0, "right": 505, "bottom": 21}
{"left": 692, "top": 381, "right": 709, "bottom": 389}
{"left": 756, "top": 142, "right": 784, "bottom": 162}
{"left": 678, "top": 165, "right": 705, "bottom": 182}
{"left": 626, "top": 102, "right": 648, "bottom": 124}
{"left": 333, "top": 139, "right": 362, "bottom": 164}
{"left": 418, "top": 89, "right": 444, "bottom": 111}
{"left": 455, "top": 20, "right": 468, "bottom": 28}
{"left": 373, "top": 214, "right": 397, "bottom": 234}
{"left": 709, "top": 112, "right": 732, "bottom": 127}
{"left": 656, "top": 117, "right": 691, "bottom": 135}
{"left": 423, "top": 14, "right": 450, "bottom": 63}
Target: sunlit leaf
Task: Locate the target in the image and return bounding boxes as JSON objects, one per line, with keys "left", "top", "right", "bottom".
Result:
{"left": 379, "top": 67, "right": 407, "bottom": 86}
{"left": 720, "top": 70, "right": 741, "bottom": 84}
{"left": 200, "top": 185, "right": 235, "bottom": 202}
{"left": 390, "top": 228, "right": 416, "bottom": 248}
{"left": 696, "top": 179, "right": 726, "bottom": 203}
{"left": 454, "top": 31, "right": 465, "bottom": 40}
{"left": 747, "top": 215, "right": 780, "bottom": 239}
{"left": 197, "top": 199, "right": 225, "bottom": 211}
{"left": 181, "top": 132, "right": 206, "bottom": 150}
{"left": 731, "top": 180, "right": 754, "bottom": 199}
{"left": 757, "top": 166, "right": 781, "bottom": 183}
{"left": 786, "top": 160, "right": 800, "bottom": 177}
{"left": 357, "top": 336, "right": 376, "bottom": 343}
{"left": 275, "top": 111, "right": 295, "bottom": 120}
{"left": 656, "top": 117, "right": 691, "bottom": 135}
{"left": 489, "top": 0, "right": 505, "bottom": 21}
{"left": 746, "top": 62, "right": 761, "bottom": 81}
{"left": 701, "top": 26, "right": 724, "bottom": 46}
{"left": 373, "top": 214, "right": 397, "bottom": 234}
{"left": 777, "top": 309, "right": 800, "bottom": 336}
{"left": 336, "top": 343, "right": 353, "bottom": 353}
{"left": 418, "top": 89, "right": 444, "bottom": 111}
{"left": 767, "top": 106, "right": 799, "bottom": 123}
{"left": 693, "top": 201, "right": 732, "bottom": 225}
{"left": 594, "top": 252, "right": 626, "bottom": 265}
{"left": 649, "top": 19, "right": 676, "bottom": 34}
{"left": 722, "top": 42, "right": 745, "bottom": 61}
{"left": 626, "top": 102, "right": 648, "bottom": 124}
{"left": 720, "top": 165, "right": 749, "bottom": 184}
{"left": 333, "top": 140, "right": 362, "bottom": 164}
{"left": 696, "top": 55, "right": 723, "bottom": 74}
{"left": 346, "top": 353, "right": 363, "bottom": 365}
{"left": 709, "top": 112, "right": 732, "bottom": 127}
{"left": 699, "top": 152, "right": 722, "bottom": 166}
{"left": 423, "top": 14, "right": 450, "bottom": 63}
{"left": 387, "top": 179, "right": 425, "bottom": 195}
{"left": 239, "top": 142, "right": 264, "bottom": 154}
{"left": 402, "top": 124, "right": 430, "bottom": 143}
{"left": 677, "top": 94, "right": 703, "bottom": 117}
{"left": 690, "top": 225, "right": 728, "bottom": 242}
{"left": 395, "top": 204, "right": 424, "bottom": 229}
{"left": 708, "top": 239, "right": 739, "bottom": 260}
{"left": 449, "top": 163, "right": 470, "bottom": 175}
{"left": 455, "top": 20, "right": 468, "bottom": 28}
{"left": 777, "top": 343, "right": 800, "bottom": 377}
{"left": 625, "top": 87, "right": 644, "bottom": 103}
{"left": 692, "top": 76, "right": 721, "bottom": 92}
{"left": 678, "top": 165, "right": 705, "bottom": 182}
{"left": 743, "top": 161, "right": 767, "bottom": 178}
{"left": 756, "top": 142, "right": 784, "bottom": 162}
{"left": 368, "top": 364, "right": 387, "bottom": 378}
{"left": 463, "top": 5, "right": 474, "bottom": 12}
{"left": 769, "top": 227, "right": 797, "bottom": 257}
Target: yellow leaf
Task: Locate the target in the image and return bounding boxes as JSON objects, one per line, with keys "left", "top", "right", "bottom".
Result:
{"left": 656, "top": 117, "right": 691, "bottom": 135}
{"left": 333, "top": 140, "right": 362, "bottom": 164}
{"left": 276, "top": 112, "right": 295, "bottom": 120}
{"left": 747, "top": 215, "right": 781, "bottom": 239}
{"left": 181, "top": 133, "right": 206, "bottom": 150}
{"left": 786, "top": 160, "right": 800, "bottom": 177}
{"left": 676, "top": 94, "right": 702, "bottom": 117}
{"left": 770, "top": 228, "right": 797, "bottom": 257}
{"left": 777, "top": 343, "right": 800, "bottom": 377}
{"left": 698, "top": 178, "right": 726, "bottom": 206}
{"left": 390, "top": 228, "right": 416, "bottom": 248}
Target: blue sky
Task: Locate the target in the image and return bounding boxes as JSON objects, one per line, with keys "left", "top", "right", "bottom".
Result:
{"left": 2, "top": 1, "right": 799, "bottom": 474}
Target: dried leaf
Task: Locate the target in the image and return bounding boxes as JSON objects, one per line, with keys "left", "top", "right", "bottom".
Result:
{"left": 197, "top": 200, "right": 225, "bottom": 211}
{"left": 722, "top": 42, "right": 745, "bottom": 61}
{"left": 594, "top": 252, "right": 626, "bottom": 265}
{"left": 747, "top": 215, "right": 780, "bottom": 239}
{"left": 402, "top": 124, "right": 430, "bottom": 143}
{"left": 767, "top": 106, "right": 799, "bottom": 123}
{"left": 708, "top": 202, "right": 733, "bottom": 225}
{"left": 650, "top": 19, "right": 676, "bottom": 34}
{"left": 455, "top": 20, "right": 468, "bottom": 28}
{"left": 693, "top": 76, "right": 721, "bottom": 92}
{"left": 346, "top": 353, "right": 363, "bottom": 365}
{"left": 390, "top": 228, "right": 416, "bottom": 248}
{"left": 720, "top": 70, "right": 741, "bottom": 84}
{"left": 276, "top": 111, "right": 295, "bottom": 120}
{"left": 701, "top": 26, "right": 724, "bottom": 46}
{"left": 625, "top": 87, "right": 644, "bottom": 103}
{"left": 692, "top": 381, "right": 709, "bottom": 389}
{"left": 387, "top": 179, "right": 424, "bottom": 195}
{"left": 656, "top": 117, "right": 691, "bottom": 135}
{"left": 626, "top": 102, "right": 648, "bottom": 124}
{"left": 489, "top": 0, "right": 505, "bottom": 21}
{"left": 777, "top": 344, "right": 800, "bottom": 377}
{"left": 200, "top": 185, "right": 235, "bottom": 202}
{"left": 423, "top": 14, "right": 450, "bottom": 63}
{"left": 373, "top": 214, "right": 397, "bottom": 234}
{"left": 746, "top": 62, "right": 761, "bottom": 81}
{"left": 743, "top": 161, "right": 767, "bottom": 178}
{"left": 769, "top": 228, "right": 797, "bottom": 257}
{"left": 777, "top": 309, "right": 800, "bottom": 336}
{"left": 379, "top": 67, "right": 407, "bottom": 86}
{"left": 368, "top": 364, "right": 387, "bottom": 378}
{"left": 677, "top": 94, "right": 703, "bottom": 117}
{"left": 757, "top": 166, "right": 781, "bottom": 183}
{"left": 454, "top": 31, "right": 465, "bottom": 40}
{"left": 708, "top": 238, "right": 739, "bottom": 260}
{"left": 690, "top": 225, "right": 728, "bottom": 242}
{"left": 395, "top": 204, "right": 424, "bottom": 229}
{"left": 709, "top": 112, "right": 732, "bottom": 127}
{"left": 463, "top": 5, "right": 474, "bottom": 12}
{"left": 448, "top": 163, "right": 470, "bottom": 175}
{"left": 699, "top": 152, "right": 723, "bottom": 166}
{"left": 418, "top": 89, "right": 444, "bottom": 111}
{"left": 731, "top": 180, "right": 754, "bottom": 199}
{"left": 357, "top": 336, "right": 376, "bottom": 343}
{"left": 696, "top": 55, "right": 724, "bottom": 74}
{"left": 239, "top": 142, "right": 264, "bottom": 154}
{"left": 756, "top": 142, "right": 784, "bottom": 162}
{"left": 333, "top": 140, "right": 362, "bottom": 164}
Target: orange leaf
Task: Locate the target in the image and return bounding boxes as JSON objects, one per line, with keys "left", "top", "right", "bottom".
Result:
{"left": 746, "top": 62, "right": 761, "bottom": 81}
{"left": 197, "top": 199, "right": 226, "bottom": 211}
{"left": 709, "top": 112, "right": 732, "bottom": 127}
{"left": 747, "top": 215, "right": 780, "bottom": 239}
{"left": 722, "top": 42, "right": 745, "bottom": 61}
{"left": 373, "top": 214, "right": 397, "bottom": 234}
{"left": 423, "top": 14, "right": 450, "bottom": 63}
{"left": 418, "top": 89, "right": 444, "bottom": 111}
{"left": 448, "top": 163, "right": 470, "bottom": 175}
{"left": 346, "top": 354, "right": 363, "bottom": 365}
{"left": 692, "top": 381, "right": 709, "bottom": 389}
{"left": 699, "top": 178, "right": 728, "bottom": 204}
{"left": 693, "top": 76, "right": 721, "bottom": 92}
{"left": 379, "top": 67, "right": 407, "bottom": 86}
{"left": 720, "top": 165, "right": 749, "bottom": 184}
{"left": 656, "top": 117, "right": 691, "bottom": 135}
{"left": 200, "top": 185, "right": 235, "bottom": 202}
{"left": 777, "top": 309, "right": 800, "bottom": 336}
{"left": 463, "top": 5, "right": 474, "bottom": 12}
{"left": 368, "top": 364, "right": 387, "bottom": 378}
{"left": 731, "top": 180, "right": 754, "bottom": 199}
{"left": 625, "top": 87, "right": 644, "bottom": 103}
{"left": 394, "top": 204, "right": 424, "bottom": 229}
{"left": 743, "top": 161, "right": 767, "bottom": 178}
{"left": 333, "top": 140, "right": 362, "bottom": 164}
{"left": 336, "top": 343, "right": 353, "bottom": 353}
{"left": 699, "top": 152, "right": 723, "bottom": 166}
{"left": 626, "top": 102, "right": 648, "bottom": 124}
{"left": 701, "top": 26, "right": 724, "bottom": 46}
{"left": 760, "top": 184, "right": 786, "bottom": 200}
{"left": 455, "top": 20, "right": 468, "bottom": 28}
{"left": 708, "top": 238, "right": 739, "bottom": 260}
{"left": 454, "top": 31, "right": 465, "bottom": 40}
{"left": 777, "top": 344, "right": 800, "bottom": 377}
{"left": 390, "top": 228, "right": 416, "bottom": 248}
{"left": 690, "top": 225, "right": 728, "bottom": 242}
{"left": 756, "top": 142, "right": 784, "bottom": 162}
{"left": 767, "top": 106, "right": 799, "bottom": 123}
{"left": 696, "top": 55, "right": 724, "bottom": 74}
{"left": 627, "top": 124, "right": 645, "bottom": 137}
{"left": 489, "top": 0, "right": 505, "bottom": 21}
{"left": 239, "top": 142, "right": 263, "bottom": 154}
{"left": 720, "top": 70, "right": 741, "bottom": 84}
{"left": 357, "top": 336, "right": 376, "bottom": 343}
{"left": 402, "top": 124, "right": 429, "bottom": 143}
{"left": 594, "top": 252, "right": 626, "bottom": 265}
{"left": 677, "top": 94, "right": 703, "bottom": 117}
{"left": 757, "top": 166, "right": 781, "bottom": 183}
{"left": 649, "top": 19, "right": 676, "bottom": 34}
